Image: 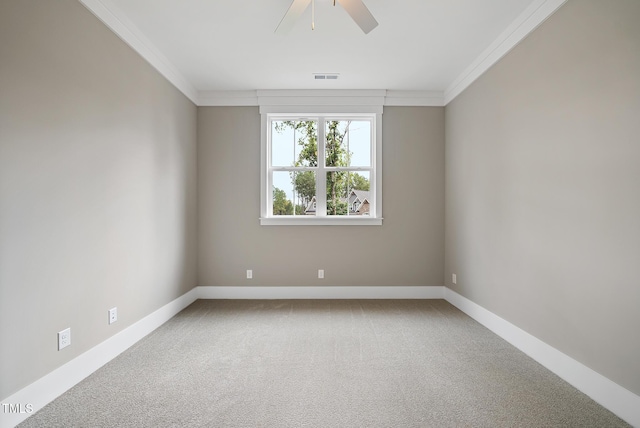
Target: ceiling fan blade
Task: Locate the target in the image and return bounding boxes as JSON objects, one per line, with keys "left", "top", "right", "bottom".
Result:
{"left": 275, "top": 0, "right": 312, "bottom": 34}
{"left": 336, "top": 0, "right": 378, "bottom": 34}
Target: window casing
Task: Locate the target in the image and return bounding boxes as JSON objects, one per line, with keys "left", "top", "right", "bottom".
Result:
{"left": 260, "top": 108, "right": 382, "bottom": 226}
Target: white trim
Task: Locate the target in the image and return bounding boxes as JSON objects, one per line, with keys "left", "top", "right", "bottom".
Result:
{"left": 257, "top": 89, "right": 386, "bottom": 99}
{"left": 198, "top": 90, "right": 259, "bottom": 106}
{"left": 79, "top": 0, "right": 564, "bottom": 107}
{"left": 260, "top": 113, "right": 268, "bottom": 222}
{"left": 373, "top": 112, "right": 383, "bottom": 218}
{"left": 261, "top": 111, "right": 382, "bottom": 224}
{"left": 0, "top": 285, "right": 440, "bottom": 427}
{"left": 444, "top": 287, "right": 640, "bottom": 427}
{"left": 78, "top": 0, "right": 198, "bottom": 104}
{"left": 4, "top": 284, "right": 637, "bottom": 427}
{"left": 259, "top": 217, "right": 383, "bottom": 226}
{"left": 199, "top": 90, "right": 447, "bottom": 108}
{"left": 0, "top": 288, "right": 200, "bottom": 428}
{"left": 444, "top": 0, "right": 567, "bottom": 104}
{"left": 384, "top": 90, "right": 444, "bottom": 107}
{"left": 260, "top": 104, "right": 383, "bottom": 115}
{"left": 198, "top": 286, "right": 444, "bottom": 300}
{"left": 257, "top": 89, "right": 386, "bottom": 108}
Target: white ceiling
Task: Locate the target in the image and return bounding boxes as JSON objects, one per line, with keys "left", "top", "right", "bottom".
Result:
{"left": 81, "top": 0, "right": 566, "bottom": 104}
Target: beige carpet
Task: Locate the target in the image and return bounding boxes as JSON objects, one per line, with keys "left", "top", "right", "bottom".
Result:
{"left": 19, "top": 299, "right": 629, "bottom": 427}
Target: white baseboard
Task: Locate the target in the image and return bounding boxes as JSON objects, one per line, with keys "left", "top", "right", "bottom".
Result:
{"left": 0, "top": 287, "right": 200, "bottom": 428}
{"left": 5, "top": 285, "right": 636, "bottom": 428}
{"left": 0, "top": 285, "right": 440, "bottom": 427}
{"left": 196, "top": 285, "right": 444, "bottom": 300}
{"left": 444, "top": 287, "right": 640, "bottom": 427}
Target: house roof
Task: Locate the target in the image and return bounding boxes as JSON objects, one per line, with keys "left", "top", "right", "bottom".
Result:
{"left": 305, "top": 196, "right": 317, "bottom": 213}
{"left": 350, "top": 189, "right": 370, "bottom": 204}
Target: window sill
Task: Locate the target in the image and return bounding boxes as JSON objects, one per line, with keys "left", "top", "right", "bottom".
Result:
{"left": 260, "top": 217, "right": 383, "bottom": 226}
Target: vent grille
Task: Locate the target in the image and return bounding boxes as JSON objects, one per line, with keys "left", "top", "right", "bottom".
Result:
{"left": 314, "top": 73, "right": 339, "bottom": 80}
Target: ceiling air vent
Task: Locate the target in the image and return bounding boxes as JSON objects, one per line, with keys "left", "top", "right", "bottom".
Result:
{"left": 314, "top": 73, "right": 339, "bottom": 80}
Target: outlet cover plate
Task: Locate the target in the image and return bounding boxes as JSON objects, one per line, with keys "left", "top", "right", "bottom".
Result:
{"left": 109, "top": 307, "right": 117, "bottom": 324}
{"left": 58, "top": 328, "right": 71, "bottom": 350}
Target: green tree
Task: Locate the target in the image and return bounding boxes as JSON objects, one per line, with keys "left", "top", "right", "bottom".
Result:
{"left": 275, "top": 121, "right": 318, "bottom": 208}
{"left": 350, "top": 173, "right": 370, "bottom": 191}
{"left": 274, "top": 121, "right": 317, "bottom": 166}
{"left": 325, "top": 121, "right": 350, "bottom": 214}
{"left": 292, "top": 171, "right": 315, "bottom": 206}
{"left": 327, "top": 199, "right": 348, "bottom": 215}
{"left": 295, "top": 204, "right": 307, "bottom": 215}
{"left": 272, "top": 187, "right": 293, "bottom": 215}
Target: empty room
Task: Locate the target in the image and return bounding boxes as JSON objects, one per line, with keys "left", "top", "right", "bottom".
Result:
{"left": 1, "top": 0, "right": 638, "bottom": 426}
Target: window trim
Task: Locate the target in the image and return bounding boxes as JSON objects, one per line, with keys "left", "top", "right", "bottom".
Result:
{"left": 260, "top": 105, "right": 382, "bottom": 226}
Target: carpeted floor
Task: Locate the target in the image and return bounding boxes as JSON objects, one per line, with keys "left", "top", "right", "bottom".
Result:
{"left": 19, "top": 299, "right": 629, "bottom": 427}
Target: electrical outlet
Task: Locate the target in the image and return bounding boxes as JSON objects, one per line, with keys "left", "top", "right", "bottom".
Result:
{"left": 318, "top": 269, "right": 324, "bottom": 279}
{"left": 109, "top": 307, "right": 118, "bottom": 324}
{"left": 452, "top": 273, "right": 457, "bottom": 284}
{"left": 246, "top": 269, "right": 253, "bottom": 279}
{"left": 58, "top": 328, "right": 71, "bottom": 350}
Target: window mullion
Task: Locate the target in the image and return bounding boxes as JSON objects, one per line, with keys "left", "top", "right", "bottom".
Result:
{"left": 316, "top": 117, "right": 327, "bottom": 217}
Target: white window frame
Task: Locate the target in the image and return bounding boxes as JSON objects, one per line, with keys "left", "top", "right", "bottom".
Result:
{"left": 260, "top": 105, "right": 382, "bottom": 226}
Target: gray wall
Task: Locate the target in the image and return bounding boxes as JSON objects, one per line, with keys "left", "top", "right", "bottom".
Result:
{"left": 445, "top": 0, "right": 640, "bottom": 395}
{"left": 198, "top": 107, "right": 444, "bottom": 288}
{"left": 0, "top": 1, "right": 197, "bottom": 399}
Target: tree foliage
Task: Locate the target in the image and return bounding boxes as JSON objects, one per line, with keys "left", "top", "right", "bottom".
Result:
{"left": 327, "top": 199, "right": 348, "bottom": 216}
{"left": 325, "top": 121, "right": 349, "bottom": 214}
{"left": 274, "top": 121, "right": 317, "bottom": 167}
{"left": 272, "top": 187, "right": 293, "bottom": 215}
{"left": 293, "top": 171, "right": 315, "bottom": 206}
{"left": 350, "top": 173, "right": 370, "bottom": 191}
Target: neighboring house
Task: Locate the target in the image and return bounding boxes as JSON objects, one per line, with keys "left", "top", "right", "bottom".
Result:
{"left": 348, "top": 189, "right": 370, "bottom": 215}
{"left": 305, "top": 196, "right": 317, "bottom": 215}
{"left": 304, "top": 190, "right": 370, "bottom": 215}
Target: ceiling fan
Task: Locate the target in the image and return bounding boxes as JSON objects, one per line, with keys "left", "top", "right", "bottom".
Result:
{"left": 275, "top": 0, "right": 378, "bottom": 35}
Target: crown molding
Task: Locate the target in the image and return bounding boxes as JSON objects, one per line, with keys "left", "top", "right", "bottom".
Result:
{"left": 198, "top": 90, "right": 259, "bottom": 106}
{"left": 385, "top": 90, "right": 444, "bottom": 106}
{"left": 198, "top": 90, "right": 445, "bottom": 107}
{"left": 257, "top": 89, "right": 387, "bottom": 108}
{"left": 444, "top": 0, "right": 567, "bottom": 104}
{"left": 81, "top": 0, "right": 565, "bottom": 107}
{"left": 79, "top": 0, "right": 199, "bottom": 105}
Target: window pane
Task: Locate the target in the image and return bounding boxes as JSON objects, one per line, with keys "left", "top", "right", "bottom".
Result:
{"left": 325, "top": 120, "right": 371, "bottom": 167}
{"left": 273, "top": 171, "right": 316, "bottom": 216}
{"left": 326, "top": 171, "right": 371, "bottom": 216}
{"left": 272, "top": 120, "right": 317, "bottom": 167}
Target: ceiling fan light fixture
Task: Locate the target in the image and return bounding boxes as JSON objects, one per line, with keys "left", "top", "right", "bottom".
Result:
{"left": 275, "top": 0, "right": 378, "bottom": 35}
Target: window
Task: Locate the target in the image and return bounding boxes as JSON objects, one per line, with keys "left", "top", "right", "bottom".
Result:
{"left": 260, "top": 109, "right": 382, "bottom": 225}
